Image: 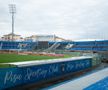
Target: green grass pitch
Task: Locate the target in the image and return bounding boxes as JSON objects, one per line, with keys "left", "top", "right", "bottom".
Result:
{"left": 0, "top": 53, "right": 70, "bottom": 63}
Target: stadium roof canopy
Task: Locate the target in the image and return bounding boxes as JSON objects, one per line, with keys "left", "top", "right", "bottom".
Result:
{"left": 74, "top": 39, "right": 105, "bottom": 42}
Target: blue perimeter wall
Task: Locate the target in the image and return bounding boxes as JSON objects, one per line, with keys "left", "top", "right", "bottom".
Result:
{"left": 0, "top": 58, "right": 92, "bottom": 90}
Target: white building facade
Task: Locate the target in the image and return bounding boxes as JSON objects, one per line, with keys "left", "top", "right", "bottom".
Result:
{"left": 25, "top": 35, "right": 66, "bottom": 42}
{"left": 1, "top": 33, "right": 23, "bottom": 41}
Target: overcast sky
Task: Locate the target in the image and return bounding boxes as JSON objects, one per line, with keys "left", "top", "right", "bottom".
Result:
{"left": 0, "top": 0, "right": 108, "bottom": 40}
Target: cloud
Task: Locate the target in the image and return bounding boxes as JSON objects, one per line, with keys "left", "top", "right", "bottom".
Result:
{"left": 0, "top": 0, "right": 108, "bottom": 40}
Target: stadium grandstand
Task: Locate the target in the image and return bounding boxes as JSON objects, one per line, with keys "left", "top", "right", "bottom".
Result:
{"left": 0, "top": 40, "right": 108, "bottom": 62}
{"left": 0, "top": 40, "right": 108, "bottom": 50}
{"left": 0, "top": 41, "right": 37, "bottom": 51}
{"left": 70, "top": 40, "right": 108, "bottom": 51}
{"left": 0, "top": 40, "right": 108, "bottom": 52}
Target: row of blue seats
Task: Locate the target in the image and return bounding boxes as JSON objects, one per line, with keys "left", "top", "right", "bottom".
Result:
{"left": 0, "top": 40, "right": 108, "bottom": 51}
{"left": 71, "top": 47, "right": 108, "bottom": 51}
{"left": 0, "top": 41, "right": 36, "bottom": 50}
{"left": 70, "top": 40, "right": 108, "bottom": 51}
{"left": 74, "top": 44, "right": 108, "bottom": 46}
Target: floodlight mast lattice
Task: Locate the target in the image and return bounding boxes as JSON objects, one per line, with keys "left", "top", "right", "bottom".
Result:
{"left": 9, "top": 4, "right": 16, "bottom": 41}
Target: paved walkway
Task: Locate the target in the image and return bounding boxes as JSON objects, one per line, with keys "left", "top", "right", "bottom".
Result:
{"left": 44, "top": 66, "right": 108, "bottom": 90}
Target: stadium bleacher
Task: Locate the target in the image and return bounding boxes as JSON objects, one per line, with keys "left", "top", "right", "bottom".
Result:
{"left": 0, "top": 40, "right": 108, "bottom": 52}
{"left": 0, "top": 41, "right": 37, "bottom": 51}
{"left": 70, "top": 40, "right": 108, "bottom": 51}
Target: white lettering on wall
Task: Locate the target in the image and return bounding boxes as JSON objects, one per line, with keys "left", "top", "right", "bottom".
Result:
{"left": 49, "top": 65, "right": 59, "bottom": 74}
{"left": 4, "top": 71, "right": 22, "bottom": 84}
{"left": 67, "top": 64, "right": 74, "bottom": 71}
{"left": 24, "top": 68, "right": 48, "bottom": 80}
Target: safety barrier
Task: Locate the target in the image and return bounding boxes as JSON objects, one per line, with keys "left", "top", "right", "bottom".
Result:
{"left": 0, "top": 57, "right": 92, "bottom": 90}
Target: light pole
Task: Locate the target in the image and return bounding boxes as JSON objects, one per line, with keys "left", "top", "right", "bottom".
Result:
{"left": 9, "top": 4, "right": 16, "bottom": 41}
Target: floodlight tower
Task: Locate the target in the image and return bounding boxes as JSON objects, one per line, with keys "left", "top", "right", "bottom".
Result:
{"left": 9, "top": 4, "right": 16, "bottom": 41}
